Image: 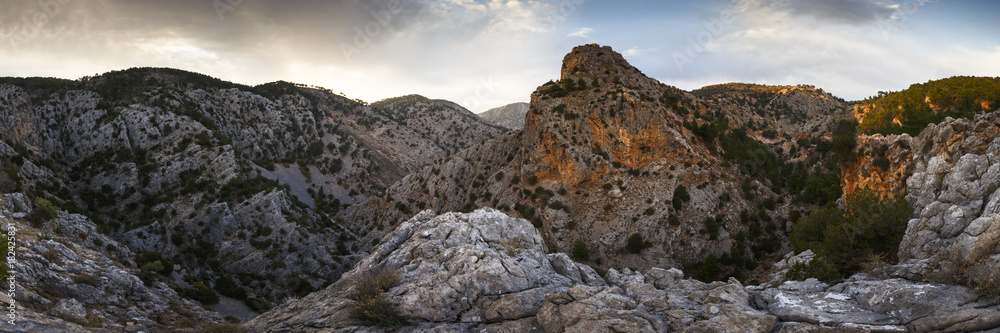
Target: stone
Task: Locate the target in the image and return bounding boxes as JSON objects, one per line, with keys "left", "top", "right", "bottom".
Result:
{"left": 50, "top": 298, "right": 86, "bottom": 322}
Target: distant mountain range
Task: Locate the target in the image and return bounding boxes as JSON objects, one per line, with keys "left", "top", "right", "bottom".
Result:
{"left": 476, "top": 102, "right": 529, "bottom": 130}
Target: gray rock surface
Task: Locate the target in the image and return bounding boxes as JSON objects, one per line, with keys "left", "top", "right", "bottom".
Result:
{"left": 477, "top": 102, "right": 529, "bottom": 130}
{"left": 248, "top": 209, "right": 1000, "bottom": 332}
{"left": 893, "top": 112, "right": 1000, "bottom": 277}
{"left": 0, "top": 193, "right": 223, "bottom": 331}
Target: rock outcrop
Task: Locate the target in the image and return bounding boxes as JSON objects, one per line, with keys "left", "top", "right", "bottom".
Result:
{"left": 895, "top": 112, "right": 1000, "bottom": 277}
{"left": 842, "top": 110, "right": 1000, "bottom": 278}
{"left": 248, "top": 209, "right": 1000, "bottom": 332}
{"left": 0, "top": 193, "right": 223, "bottom": 332}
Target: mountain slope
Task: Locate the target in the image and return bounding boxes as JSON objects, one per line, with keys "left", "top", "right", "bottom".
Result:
{"left": 342, "top": 44, "right": 857, "bottom": 281}
{"left": 853, "top": 76, "right": 1000, "bottom": 135}
{"left": 0, "top": 68, "right": 502, "bottom": 329}
{"left": 477, "top": 102, "right": 529, "bottom": 130}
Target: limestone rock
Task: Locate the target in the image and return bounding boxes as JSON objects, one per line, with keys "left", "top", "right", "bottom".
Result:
{"left": 246, "top": 208, "right": 604, "bottom": 332}
{"left": 478, "top": 102, "right": 529, "bottom": 130}
{"left": 50, "top": 298, "right": 86, "bottom": 322}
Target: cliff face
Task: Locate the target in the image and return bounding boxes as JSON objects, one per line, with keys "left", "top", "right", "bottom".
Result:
{"left": 895, "top": 113, "right": 1000, "bottom": 275}
{"left": 842, "top": 133, "right": 914, "bottom": 197}
{"left": 525, "top": 45, "right": 697, "bottom": 186}
{"left": 840, "top": 110, "right": 1000, "bottom": 279}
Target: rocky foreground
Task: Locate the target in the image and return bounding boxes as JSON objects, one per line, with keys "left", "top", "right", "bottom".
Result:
{"left": 246, "top": 208, "right": 1000, "bottom": 332}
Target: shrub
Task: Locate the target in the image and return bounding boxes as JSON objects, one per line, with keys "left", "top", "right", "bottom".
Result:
{"left": 668, "top": 214, "right": 681, "bottom": 226}
{"left": 31, "top": 197, "right": 59, "bottom": 224}
{"left": 861, "top": 253, "right": 890, "bottom": 280}
{"left": 674, "top": 185, "right": 690, "bottom": 201}
{"left": 626, "top": 233, "right": 645, "bottom": 254}
{"left": 572, "top": 240, "right": 589, "bottom": 261}
{"left": 352, "top": 267, "right": 405, "bottom": 327}
{"left": 695, "top": 254, "right": 721, "bottom": 282}
{"left": 786, "top": 256, "right": 841, "bottom": 283}
{"left": 789, "top": 187, "right": 909, "bottom": 276}
{"left": 181, "top": 282, "right": 219, "bottom": 305}
{"left": 703, "top": 216, "right": 721, "bottom": 240}
{"left": 215, "top": 275, "right": 247, "bottom": 300}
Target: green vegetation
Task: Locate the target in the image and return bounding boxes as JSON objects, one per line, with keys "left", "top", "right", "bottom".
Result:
{"left": 695, "top": 254, "right": 721, "bottom": 283}
{"left": 180, "top": 282, "right": 220, "bottom": 305}
{"left": 0, "top": 77, "right": 78, "bottom": 97}
{"left": 857, "top": 76, "right": 1000, "bottom": 135}
{"left": 30, "top": 197, "right": 58, "bottom": 226}
{"left": 671, "top": 185, "right": 690, "bottom": 210}
{"left": 352, "top": 267, "right": 405, "bottom": 328}
{"left": 703, "top": 216, "right": 722, "bottom": 240}
{"left": 786, "top": 256, "right": 840, "bottom": 283}
{"left": 540, "top": 78, "right": 590, "bottom": 98}
{"left": 788, "top": 187, "right": 910, "bottom": 282}
{"left": 572, "top": 240, "right": 590, "bottom": 261}
{"left": 215, "top": 275, "right": 247, "bottom": 300}
{"left": 626, "top": 233, "right": 648, "bottom": 254}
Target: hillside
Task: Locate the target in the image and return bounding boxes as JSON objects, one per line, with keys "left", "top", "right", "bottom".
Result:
{"left": 477, "top": 102, "right": 529, "bottom": 130}
{"left": 341, "top": 44, "right": 858, "bottom": 283}
{"left": 853, "top": 76, "right": 1000, "bottom": 135}
{"left": 0, "top": 68, "right": 502, "bottom": 330}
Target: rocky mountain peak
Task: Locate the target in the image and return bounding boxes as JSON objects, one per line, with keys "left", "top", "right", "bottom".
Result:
{"left": 560, "top": 44, "right": 645, "bottom": 85}
{"left": 525, "top": 44, "right": 700, "bottom": 186}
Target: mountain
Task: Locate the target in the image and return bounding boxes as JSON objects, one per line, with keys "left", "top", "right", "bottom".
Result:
{"left": 341, "top": 44, "right": 857, "bottom": 281}
{"left": 3, "top": 45, "right": 1000, "bottom": 331}
{"left": 0, "top": 68, "right": 502, "bottom": 331}
{"left": 477, "top": 102, "right": 529, "bottom": 130}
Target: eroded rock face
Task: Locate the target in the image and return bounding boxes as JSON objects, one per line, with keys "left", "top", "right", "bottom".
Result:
{"left": 250, "top": 209, "right": 1000, "bottom": 332}
{"left": 889, "top": 112, "right": 1000, "bottom": 276}
{"left": 842, "top": 133, "right": 915, "bottom": 198}
{"left": 840, "top": 110, "right": 1000, "bottom": 278}
{"left": 245, "top": 208, "right": 604, "bottom": 332}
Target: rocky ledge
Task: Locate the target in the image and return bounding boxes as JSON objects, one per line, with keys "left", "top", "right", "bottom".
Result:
{"left": 246, "top": 209, "right": 1000, "bottom": 332}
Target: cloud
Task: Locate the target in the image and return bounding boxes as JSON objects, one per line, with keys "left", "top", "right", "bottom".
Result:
{"left": 568, "top": 27, "right": 593, "bottom": 38}
{"left": 0, "top": 0, "right": 587, "bottom": 112}
{"left": 730, "top": 0, "right": 933, "bottom": 26}
{"left": 650, "top": 0, "right": 995, "bottom": 101}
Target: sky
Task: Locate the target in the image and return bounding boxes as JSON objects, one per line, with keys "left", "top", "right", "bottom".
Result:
{"left": 1, "top": 0, "right": 998, "bottom": 113}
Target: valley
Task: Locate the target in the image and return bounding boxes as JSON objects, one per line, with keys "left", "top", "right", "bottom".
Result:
{"left": 0, "top": 44, "right": 998, "bottom": 332}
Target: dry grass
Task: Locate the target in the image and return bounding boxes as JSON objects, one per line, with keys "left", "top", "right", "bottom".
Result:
{"left": 351, "top": 266, "right": 406, "bottom": 327}
{"left": 861, "top": 253, "right": 890, "bottom": 280}
{"left": 928, "top": 244, "right": 1000, "bottom": 300}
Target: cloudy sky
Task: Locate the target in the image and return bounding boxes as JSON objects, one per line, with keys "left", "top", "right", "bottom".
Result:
{"left": 1, "top": 0, "right": 998, "bottom": 112}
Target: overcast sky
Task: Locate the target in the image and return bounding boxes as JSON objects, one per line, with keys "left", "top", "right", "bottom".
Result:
{"left": 1, "top": 0, "right": 998, "bottom": 112}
